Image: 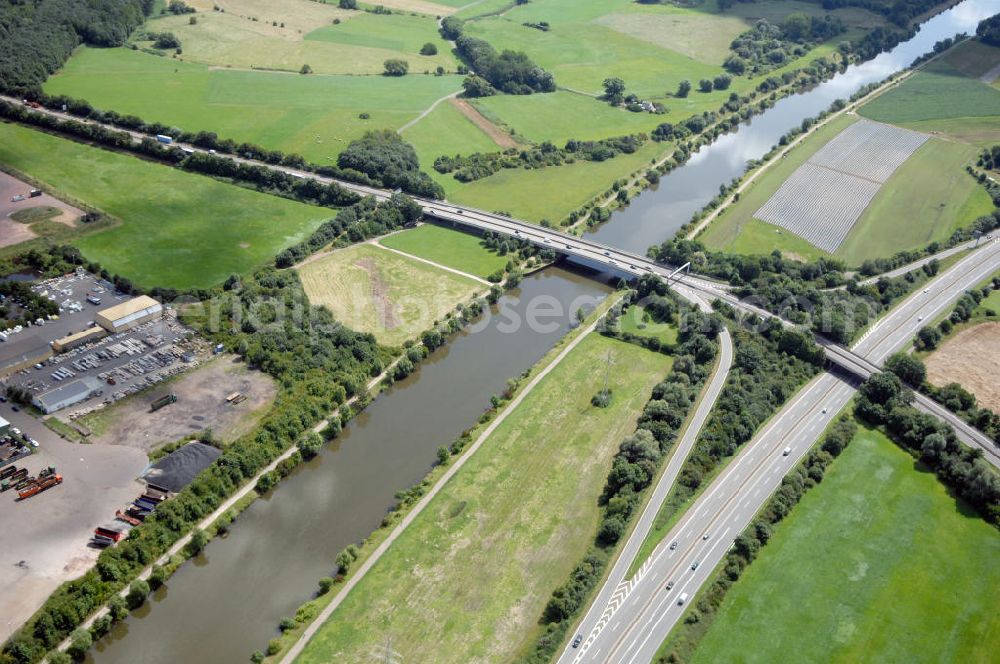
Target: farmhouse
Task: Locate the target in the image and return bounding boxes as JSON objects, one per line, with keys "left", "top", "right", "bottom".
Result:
{"left": 95, "top": 295, "right": 162, "bottom": 333}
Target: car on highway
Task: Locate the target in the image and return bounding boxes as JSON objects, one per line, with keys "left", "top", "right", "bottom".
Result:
{"left": 666, "top": 580, "right": 675, "bottom": 590}
{"left": 691, "top": 561, "right": 699, "bottom": 571}
{"left": 678, "top": 592, "right": 689, "bottom": 605}
{"left": 669, "top": 541, "right": 678, "bottom": 550}
{"left": 571, "top": 634, "right": 583, "bottom": 648}
{"left": 822, "top": 407, "right": 828, "bottom": 414}
{"left": 603, "top": 251, "right": 610, "bottom": 256}
{"left": 783, "top": 446, "right": 792, "bottom": 456}
{"left": 702, "top": 533, "right": 710, "bottom": 540}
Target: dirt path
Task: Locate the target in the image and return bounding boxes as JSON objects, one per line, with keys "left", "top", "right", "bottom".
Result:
{"left": 277, "top": 296, "right": 625, "bottom": 664}
{"left": 373, "top": 240, "right": 491, "bottom": 285}
{"left": 398, "top": 90, "right": 461, "bottom": 133}
{"left": 449, "top": 97, "right": 519, "bottom": 149}
{"left": 355, "top": 256, "right": 400, "bottom": 331}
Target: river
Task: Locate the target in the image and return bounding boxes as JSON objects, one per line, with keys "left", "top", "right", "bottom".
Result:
{"left": 586, "top": 0, "right": 1000, "bottom": 254}
{"left": 87, "top": 0, "right": 999, "bottom": 661}
{"left": 86, "top": 267, "right": 610, "bottom": 664}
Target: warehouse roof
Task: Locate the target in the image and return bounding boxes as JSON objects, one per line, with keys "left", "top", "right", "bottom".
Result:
{"left": 96, "top": 295, "right": 161, "bottom": 322}
{"left": 52, "top": 326, "right": 105, "bottom": 348}
{"left": 33, "top": 376, "right": 103, "bottom": 413}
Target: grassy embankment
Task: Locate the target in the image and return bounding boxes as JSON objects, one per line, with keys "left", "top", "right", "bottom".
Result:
{"left": 294, "top": 334, "right": 673, "bottom": 664}
{"left": 618, "top": 304, "right": 680, "bottom": 347}
{"left": 0, "top": 122, "right": 328, "bottom": 289}
{"left": 297, "top": 242, "right": 482, "bottom": 347}
{"left": 378, "top": 223, "right": 508, "bottom": 279}
{"left": 668, "top": 426, "right": 1000, "bottom": 664}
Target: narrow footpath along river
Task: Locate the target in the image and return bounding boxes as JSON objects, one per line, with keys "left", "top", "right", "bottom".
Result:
{"left": 586, "top": 0, "right": 1000, "bottom": 254}
{"left": 86, "top": 267, "right": 610, "bottom": 664}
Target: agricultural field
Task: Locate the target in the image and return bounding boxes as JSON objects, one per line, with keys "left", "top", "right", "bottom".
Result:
{"left": 925, "top": 322, "right": 1000, "bottom": 413}
{"left": 297, "top": 242, "right": 482, "bottom": 347}
{"left": 378, "top": 224, "right": 508, "bottom": 280}
{"left": 860, "top": 42, "right": 1000, "bottom": 145}
{"left": 701, "top": 112, "right": 992, "bottom": 265}
{"left": 681, "top": 426, "right": 1000, "bottom": 664}
{"left": 753, "top": 119, "right": 928, "bottom": 253}
{"left": 44, "top": 47, "right": 463, "bottom": 163}
{"left": 295, "top": 334, "right": 673, "bottom": 664}
{"left": 140, "top": 6, "right": 455, "bottom": 75}
{"left": 618, "top": 305, "right": 679, "bottom": 347}
{"left": 0, "top": 122, "right": 328, "bottom": 289}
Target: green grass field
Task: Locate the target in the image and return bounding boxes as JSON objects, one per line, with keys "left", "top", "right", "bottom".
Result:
{"left": 680, "top": 427, "right": 1000, "bottom": 664}
{"left": 0, "top": 122, "right": 327, "bottom": 289}
{"left": 835, "top": 139, "right": 993, "bottom": 264}
{"left": 618, "top": 305, "right": 679, "bottom": 346}
{"left": 379, "top": 224, "right": 508, "bottom": 279}
{"left": 143, "top": 8, "right": 456, "bottom": 75}
{"left": 44, "top": 47, "right": 462, "bottom": 163}
{"left": 701, "top": 113, "right": 992, "bottom": 265}
{"left": 447, "top": 140, "right": 663, "bottom": 223}
{"left": 860, "top": 60, "right": 1000, "bottom": 127}
{"left": 297, "top": 242, "right": 481, "bottom": 346}
{"left": 400, "top": 100, "right": 501, "bottom": 187}
{"left": 295, "top": 334, "right": 672, "bottom": 664}
{"left": 471, "top": 91, "right": 665, "bottom": 145}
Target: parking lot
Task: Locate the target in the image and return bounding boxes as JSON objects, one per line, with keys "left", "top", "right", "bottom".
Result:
{"left": 2, "top": 270, "right": 204, "bottom": 421}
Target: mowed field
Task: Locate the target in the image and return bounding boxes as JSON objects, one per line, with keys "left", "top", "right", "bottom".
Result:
{"left": 144, "top": 6, "right": 456, "bottom": 75}
{"left": 295, "top": 334, "right": 673, "bottom": 664}
{"left": 379, "top": 224, "right": 508, "bottom": 280}
{"left": 297, "top": 242, "right": 481, "bottom": 347}
{"left": 683, "top": 426, "right": 1000, "bottom": 664}
{"left": 44, "top": 47, "right": 463, "bottom": 164}
{"left": 0, "top": 122, "right": 327, "bottom": 289}
{"left": 860, "top": 41, "right": 1000, "bottom": 145}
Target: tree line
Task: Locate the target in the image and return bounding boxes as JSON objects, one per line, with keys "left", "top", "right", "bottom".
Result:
{"left": 433, "top": 134, "right": 646, "bottom": 182}
{"left": 651, "top": 238, "right": 935, "bottom": 345}
{"left": 3, "top": 96, "right": 445, "bottom": 199}
{"left": 855, "top": 371, "right": 1000, "bottom": 524}
{"left": 0, "top": 0, "right": 152, "bottom": 94}
{"left": 274, "top": 194, "right": 423, "bottom": 268}
{"left": 979, "top": 12, "right": 1000, "bottom": 46}
{"left": 440, "top": 18, "right": 555, "bottom": 96}
{"left": 725, "top": 14, "right": 846, "bottom": 76}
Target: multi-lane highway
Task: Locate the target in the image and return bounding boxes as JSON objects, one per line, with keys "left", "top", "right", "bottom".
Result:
{"left": 560, "top": 237, "right": 1000, "bottom": 664}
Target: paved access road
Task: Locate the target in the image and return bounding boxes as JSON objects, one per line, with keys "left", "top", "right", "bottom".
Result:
{"left": 560, "top": 238, "right": 1000, "bottom": 664}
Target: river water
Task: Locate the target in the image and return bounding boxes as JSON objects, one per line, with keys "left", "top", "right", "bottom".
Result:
{"left": 586, "top": 0, "right": 1000, "bottom": 254}
{"left": 87, "top": 267, "right": 610, "bottom": 664}
{"left": 87, "top": 1, "right": 999, "bottom": 661}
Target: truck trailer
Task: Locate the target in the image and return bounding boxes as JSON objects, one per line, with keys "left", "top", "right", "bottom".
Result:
{"left": 155, "top": 134, "right": 173, "bottom": 145}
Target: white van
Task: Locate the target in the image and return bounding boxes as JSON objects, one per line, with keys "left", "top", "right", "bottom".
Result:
{"left": 782, "top": 446, "right": 792, "bottom": 456}
{"left": 678, "top": 593, "right": 689, "bottom": 606}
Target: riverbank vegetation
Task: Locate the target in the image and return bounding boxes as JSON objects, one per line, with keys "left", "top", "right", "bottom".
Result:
{"left": 657, "top": 423, "right": 1000, "bottom": 664}
{"left": 293, "top": 333, "right": 672, "bottom": 664}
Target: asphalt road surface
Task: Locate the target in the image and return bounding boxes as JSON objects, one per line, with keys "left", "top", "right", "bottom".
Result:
{"left": 561, "top": 239, "right": 1000, "bottom": 664}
